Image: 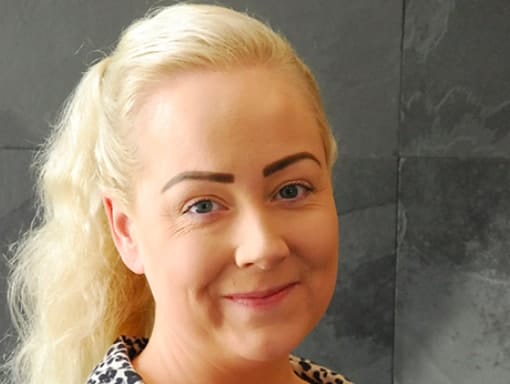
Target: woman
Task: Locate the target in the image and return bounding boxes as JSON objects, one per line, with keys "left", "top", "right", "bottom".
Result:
{"left": 6, "top": 3, "right": 352, "bottom": 384}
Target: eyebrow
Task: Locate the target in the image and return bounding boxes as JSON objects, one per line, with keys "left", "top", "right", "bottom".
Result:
{"left": 161, "top": 151, "right": 322, "bottom": 193}
{"left": 262, "top": 151, "right": 321, "bottom": 177}
{"left": 161, "top": 171, "right": 234, "bottom": 193}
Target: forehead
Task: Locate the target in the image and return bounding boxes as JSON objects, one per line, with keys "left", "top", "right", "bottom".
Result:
{"left": 133, "top": 66, "right": 324, "bottom": 173}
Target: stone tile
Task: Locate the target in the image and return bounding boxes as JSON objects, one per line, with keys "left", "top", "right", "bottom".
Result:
{"left": 333, "top": 156, "right": 398, "bottom": 214}
{"left": 0, "top": 150, "right": 34, "bottom": 218}
{"left": 0, "top": 0, "right": 151, "bottom": 148}
{"left": 400, "top": 0, "right": 510, "bottom": 157}
{"left": 296, "top": 157, "right": 398, "bottom": 384}
{"left": 219, "top": 0, "right": 403, "bottom": 156}
{"left": 395, "top": 158, "right": 510, "bottom": 383}
{"left": 0, "top": 0, "right": 402, "bottom": 156}
{"left": 0, "top": 149, "right": 36, "bottom": 357}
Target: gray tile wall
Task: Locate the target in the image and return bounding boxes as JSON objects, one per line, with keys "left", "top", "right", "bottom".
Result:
{"left": 0, "top": 1, "right": 508, "bottom": 383}
{"left": 395, "top": 0, "right": 510, "bottom": 383}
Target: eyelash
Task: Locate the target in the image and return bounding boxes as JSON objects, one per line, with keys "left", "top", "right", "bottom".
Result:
{"left": 183, "top": 198, "right": 224, "bottom": 215}
{"left": 182, "top": 181, "right": 314, "bottom": 216}
{"left": 272, "top": 181, "right": 314, "bottom": 201}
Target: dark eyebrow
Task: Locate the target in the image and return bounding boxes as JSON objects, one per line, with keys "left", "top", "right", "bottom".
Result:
{"left": 263, "top": 152, "right": 322, "bottom": 177}
{"left": 161, "top": 171, "right": 234, "bottom": 193}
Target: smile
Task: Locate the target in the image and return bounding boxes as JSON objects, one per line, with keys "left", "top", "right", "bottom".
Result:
{"left": 224, "top": 282, "right": 298, "bottom": 308}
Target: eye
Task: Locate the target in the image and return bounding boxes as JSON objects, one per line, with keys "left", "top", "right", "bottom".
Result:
{"left": 184, "top": 199, "right": 222, "bottom": 215}
{"left": 275, "top": 183, "right": 313, "bottom": 201}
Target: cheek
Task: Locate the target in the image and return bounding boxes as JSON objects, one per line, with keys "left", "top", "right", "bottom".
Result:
{"left": 290, "top": 203, "right": 339, "bottom": 298}
{"left": 293, "top": 205, "right": 339, "bottom": 268}
{"left": 285, "top": 204, "right": 338, "bottom": 325}
{"left": 139, "top": 228, "right": 230, "bottom": 306}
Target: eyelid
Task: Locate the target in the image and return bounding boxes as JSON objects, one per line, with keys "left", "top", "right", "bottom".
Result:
{"left": 272, "top": 180, "right": 314, "bottom": 200}
{"left": 182, "top": 197, "right": 226, "bottom": 215}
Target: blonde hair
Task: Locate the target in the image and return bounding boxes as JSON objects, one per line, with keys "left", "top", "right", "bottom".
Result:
{"left": 4, "top": 3, "right": 337, "bottom": 384}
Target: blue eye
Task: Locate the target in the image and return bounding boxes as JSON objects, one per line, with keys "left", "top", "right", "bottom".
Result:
{"left": 276, "top": 183, "right": 312, "bottom": 200}
{"left": 185, "top": 199, "right": 219, "bottom": 215}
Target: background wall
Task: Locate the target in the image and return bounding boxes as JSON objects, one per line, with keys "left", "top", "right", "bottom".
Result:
{"left": 0, "top": 1, "right": 508, "bottom": 383}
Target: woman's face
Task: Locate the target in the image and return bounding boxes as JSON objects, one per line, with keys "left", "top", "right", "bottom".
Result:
{"left": 114, "top": 66, "right": 338, "bottom": 362}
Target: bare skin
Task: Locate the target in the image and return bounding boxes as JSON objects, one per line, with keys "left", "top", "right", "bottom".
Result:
{"left": 104, "top": 66, "right": 339, "bottom": 384}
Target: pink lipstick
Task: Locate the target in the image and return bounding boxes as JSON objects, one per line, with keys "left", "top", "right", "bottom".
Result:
{"left": 224, "top": 282, "right": 297, "bottom": 309}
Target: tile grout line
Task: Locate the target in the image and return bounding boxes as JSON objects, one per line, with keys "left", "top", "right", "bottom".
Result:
{"left": 392, "top": 0, "right": 408, "bottom": 382}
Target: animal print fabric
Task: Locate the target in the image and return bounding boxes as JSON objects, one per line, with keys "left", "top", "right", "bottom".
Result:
{"left": 86, "top": 336, "right": 354, "bottom": 384}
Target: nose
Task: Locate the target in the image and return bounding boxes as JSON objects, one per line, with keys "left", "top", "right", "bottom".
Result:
{"left": 234, "top": 209, "right": 290, "bottom": 270}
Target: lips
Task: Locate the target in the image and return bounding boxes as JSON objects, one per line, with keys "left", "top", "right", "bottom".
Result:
{"left": 224, "top": 282, "right": 298, "bottom": 307}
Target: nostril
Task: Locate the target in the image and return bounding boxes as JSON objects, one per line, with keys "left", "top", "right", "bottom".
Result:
{"left": 257, "top": 262, "right": 271, "bottom": 271}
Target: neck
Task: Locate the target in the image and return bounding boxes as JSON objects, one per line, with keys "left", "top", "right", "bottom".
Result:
{"left": 132, "top": 332, "right": 304, "bottom": 384}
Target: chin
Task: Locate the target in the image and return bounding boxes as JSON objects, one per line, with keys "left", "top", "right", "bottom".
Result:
{"left": 230, "top": 319, "right": 315, "bottom": 363}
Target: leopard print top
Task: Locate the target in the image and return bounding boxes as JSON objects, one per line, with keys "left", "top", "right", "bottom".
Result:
{"left": 86, "top": 336, "right": 353, "bottom": 384}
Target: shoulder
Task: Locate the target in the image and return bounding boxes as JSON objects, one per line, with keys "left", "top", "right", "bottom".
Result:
{"left": 86, "top": 336, "right": 147, "bottom": 384}
{"left": 290, "top": 355, "right": 354, "bottom": 384}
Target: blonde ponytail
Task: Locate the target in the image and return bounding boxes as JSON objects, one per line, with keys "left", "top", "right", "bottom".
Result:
{"left": 5, "top": 57, "right": 153, "bottom": 384}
